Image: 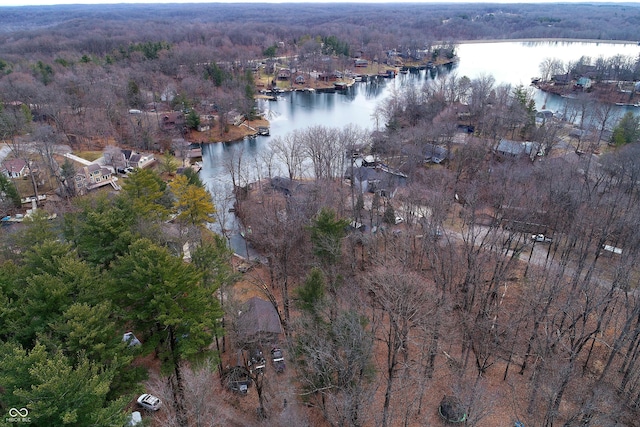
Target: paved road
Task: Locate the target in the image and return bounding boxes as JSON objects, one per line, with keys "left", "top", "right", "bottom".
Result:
{"left": 0, "top": 144, "right": 11, "bottom": 164}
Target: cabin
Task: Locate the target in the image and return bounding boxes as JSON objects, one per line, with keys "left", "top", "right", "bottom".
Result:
{"left": 423, "top": 143, "right": 451, "bottom": 164}
{"left": 318, "top": 72, "right": 338, "bottom": 82}
{"left": 495, "top": 139, "right": 541, "bottom": 160}
{"left": 354, "top": 59, "right": 369, "bottom": 67}
{"left": 270, "top": 176, "right": 302, "bottom": 197}
{"left": 236, "top": 297, "right": 282, "bottom": 347}
{"left": 294, "top": 75, "right": 306, "bottom": 85}
{"left": 277, "top": 68, "right": 291, "bottom": 80}
{"left": 162, "top": 112, "right": 185, "bottom": 130}
{"left": 552, "top": 74, "right": 571, "bottom": 85}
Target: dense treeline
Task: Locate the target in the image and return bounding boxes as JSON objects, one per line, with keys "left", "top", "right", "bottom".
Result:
{"left": 1, "top": 3, "right": 640, "bottom": 59}
{"left": 0, "top": 169, "right": 234, "bottom": 426}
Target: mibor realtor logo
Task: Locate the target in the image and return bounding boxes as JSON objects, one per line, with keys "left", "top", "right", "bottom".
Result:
{"left": 6, "top": 408, "right": 31, "bottom": 423}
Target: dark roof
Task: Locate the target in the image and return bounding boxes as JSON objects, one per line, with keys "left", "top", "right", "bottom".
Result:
{"left": 86, "top": 163, "right": 101, "bottom": 173}
{"left": 423, "top": 143, "right": 450, "bottom": 163}
{"left": 347, "top": 166, "right": 407, "bottom": 188}
{"left": 237, "top": 297, "right": 282, "bottom": 339}
{"left": 270, "top": 176, "right": 301, "bottom": 196}
{"left": 495, "top": 139, "right": 534, "bottom": 157}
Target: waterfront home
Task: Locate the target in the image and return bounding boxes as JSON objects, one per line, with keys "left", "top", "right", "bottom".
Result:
{"left": 354, "top": 58, "right": 369, "bottom": 67}
{"left": 270, "top": 176, "right": 302, "bottom": 197}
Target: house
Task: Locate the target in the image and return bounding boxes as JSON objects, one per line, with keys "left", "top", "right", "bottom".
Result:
{"left": 318, "top": 72, "right": 338, "bottom": 82}
{"left": 270, "top": 176, "right": 302, "bottom": 197}
{"left": 423, "top": 143, "right": 451, "bottom": 164}
{"left": 294, "top": 75, "right": 306, "bottom": 85}
{"left": 277, "top": 68, "right": 291, "bottom": 80}
{"left": 576, "top": 77, "right": 592, "bottom": 90}
{"left": 2, "top": 158, "right": 27, "bottom": 178}
{"left": 552, "top": 74, "right": 571, "bottom": 85}
{"left": 495, "top": 139, "right": 540, "bottom": 160}
{"left": 75, "top": 163, "right": 118, "bottom": 194}
{"left": 226, "top": 110, "right": 245, "bottom": 126}
{"left": 536, "top": 110, "right": 554, "bottom": 125}
{"left": 236, "top": 297, "right": 282, "bottom": 346}
{"left": 346, "top": 166, "right": 406, "bottom": 197}
{"left": 162, "top": 112, "right": 185, "bottom": 130}
{"left": 128, "top": 153, "right": 155, "bottom": 169}
{"left": 354, "top": 59, "right": 369, "bottom": 67}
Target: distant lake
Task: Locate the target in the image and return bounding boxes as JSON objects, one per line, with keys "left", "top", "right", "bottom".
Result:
{"left": 454, "top": 40, "right": 640, "bottom": 110}
{"left": 202, "top": 40, "right": 640, "bottom": 249}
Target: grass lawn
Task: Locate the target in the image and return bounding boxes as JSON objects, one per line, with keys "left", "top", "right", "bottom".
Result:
{"left": 74, "top": 151, "right": 103, "bottom": 162}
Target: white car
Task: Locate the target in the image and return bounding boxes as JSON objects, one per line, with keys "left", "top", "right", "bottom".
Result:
{"left": 137, "top": 393, "right": 162, "bottom": 411}
{"left": 531, "top": 234, "right": 552, "bottom": 243}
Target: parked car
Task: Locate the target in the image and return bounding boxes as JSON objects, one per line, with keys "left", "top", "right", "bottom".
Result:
{"left": 531, "top": 234, "right": 552, "bottom": 243}
{"left": 271, "top": 347, "right": 286, "bottom": 373}
{"left": 137, "top": 394, "right": 162, "bottom": 411}
{"left": 122, "top": 332, "right": 141, "bottom": 347}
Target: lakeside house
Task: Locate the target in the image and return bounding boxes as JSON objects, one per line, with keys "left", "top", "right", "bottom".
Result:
{"left": 346, "top": 165, "right": 406, "bottom": 198}
{"left": 270, "top": 176, "right": 303, "bottom": 197}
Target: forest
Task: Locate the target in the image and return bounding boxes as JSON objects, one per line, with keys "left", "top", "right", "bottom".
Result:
{"left": 2, "top": 2, "right": 640, "bottom": 427}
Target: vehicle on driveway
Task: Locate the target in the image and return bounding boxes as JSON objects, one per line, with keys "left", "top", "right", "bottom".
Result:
{"left": 531, "top": 234, "right": 552, "bottom": 243}
{"left": 271, "top": 347, "right": 286, "bottom": 373}
{"left": 137, "top": 393, "right": 162, "bottom": 411}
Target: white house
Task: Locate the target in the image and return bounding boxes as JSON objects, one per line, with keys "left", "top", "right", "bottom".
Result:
{"left": 2, "top": 158, "right": 27, "bottom": 178}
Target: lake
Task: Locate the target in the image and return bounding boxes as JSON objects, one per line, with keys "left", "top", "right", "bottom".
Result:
{"left": 202, "top": 40, "right": 640, "bottom": 250}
